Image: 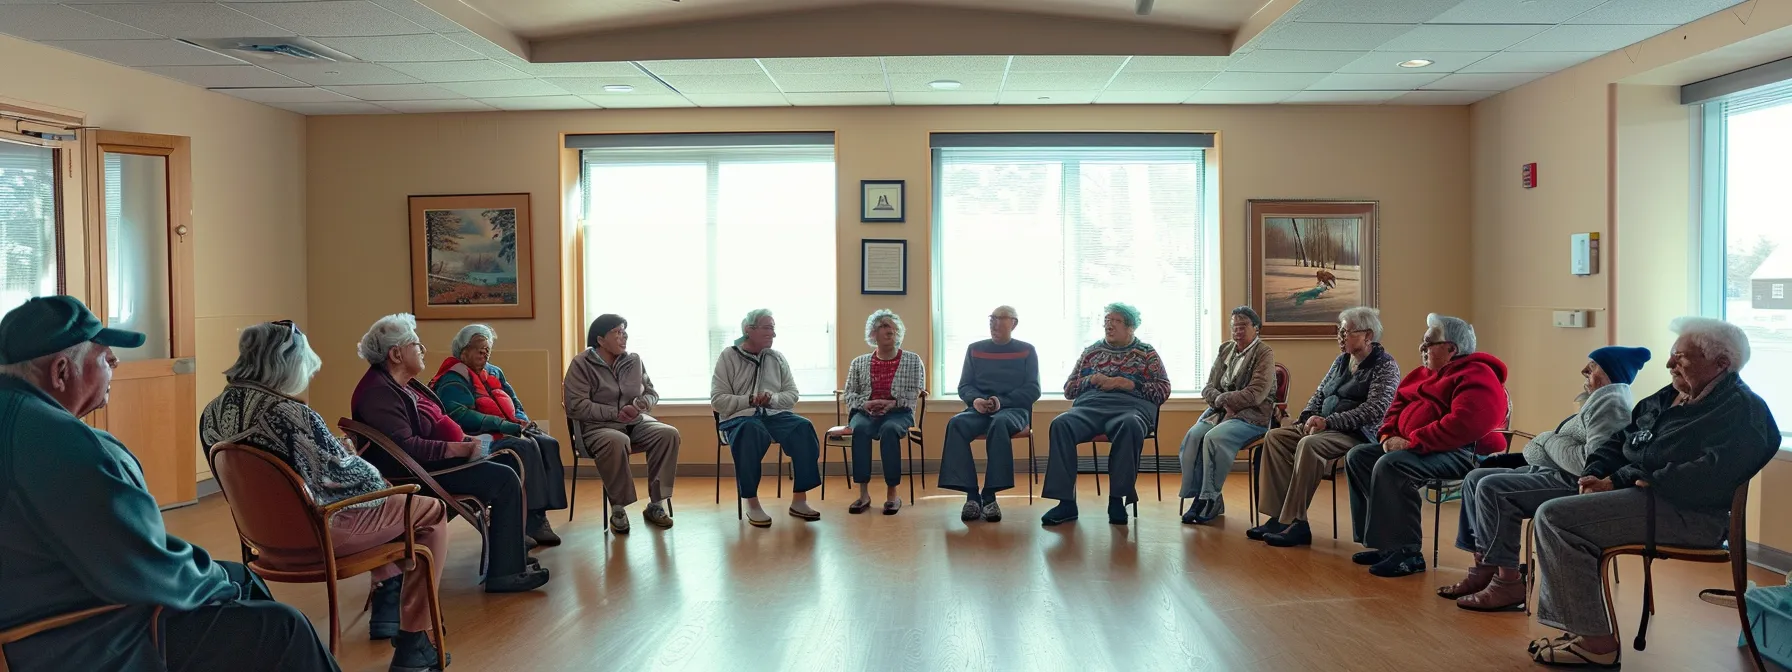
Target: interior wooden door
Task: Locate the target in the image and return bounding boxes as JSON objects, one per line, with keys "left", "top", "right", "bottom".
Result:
{"left": 83, "top": 130, "right": 195, "bottom": 509}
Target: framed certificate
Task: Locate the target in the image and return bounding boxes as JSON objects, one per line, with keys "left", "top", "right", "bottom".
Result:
{"left": 861, "top": 238, "right": 906, "bottom": 295}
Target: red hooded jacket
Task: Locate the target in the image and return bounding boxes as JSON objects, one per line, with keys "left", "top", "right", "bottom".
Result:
{"left": 1378, "top": 352, "right": 1510, "bottom": 455}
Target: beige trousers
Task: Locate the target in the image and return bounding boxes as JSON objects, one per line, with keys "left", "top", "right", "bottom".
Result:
{"left": 588, "top": 421, "right": 681, "bottom": 506}
{"left": 1254, "top": 427, "right": 1360, "bottom": 523}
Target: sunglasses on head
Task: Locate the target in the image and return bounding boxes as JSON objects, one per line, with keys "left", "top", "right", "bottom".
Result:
{"left": 269, "top": 319, "right": 299, "bottom": 338}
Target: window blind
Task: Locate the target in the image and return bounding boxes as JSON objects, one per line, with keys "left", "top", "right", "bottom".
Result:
{"left": 0, "top": 140, "right": 58, "bottom": 317}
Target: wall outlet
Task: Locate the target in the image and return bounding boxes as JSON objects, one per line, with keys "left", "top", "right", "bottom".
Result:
{"left": 1552, "top": 310, "right": 1589, "bottom": 328}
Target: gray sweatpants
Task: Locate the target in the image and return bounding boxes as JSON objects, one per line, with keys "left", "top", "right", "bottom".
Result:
{"left": 1533, "top": 488, "right": 1729, "bottom": 636}
{"left": 1454, "top": 465, "right": 1577, "bottom": 568}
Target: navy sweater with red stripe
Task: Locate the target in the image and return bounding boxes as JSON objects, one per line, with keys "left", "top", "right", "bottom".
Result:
{"left": 957, "top": 339, "right": 1041, "bottom": 412}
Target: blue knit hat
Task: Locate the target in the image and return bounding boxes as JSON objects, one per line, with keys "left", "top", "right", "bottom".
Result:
{"left": 1589, "top": 346, "right": 1651, "bottom": 385}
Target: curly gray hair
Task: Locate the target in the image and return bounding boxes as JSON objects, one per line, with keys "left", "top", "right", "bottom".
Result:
{"left": 1670, "top": 316, "right": 1750, "bottom": 370}
{"left": 1339, "top": 306, "right": 1383, "bottom": 341}
{"left": 224, "top": 322, "right": 323, "bottom": 396}
{"left": 357, "top": 313, "right": 420, "bottom": 366}
{"left": 864, "top": 309, "right": 905, "bottom": 347}
{"left": 451, "top": 324, "right": 495, "bottom": 357}
{"left": 1425, "top": 313, "right": 1477, "bottom": 356}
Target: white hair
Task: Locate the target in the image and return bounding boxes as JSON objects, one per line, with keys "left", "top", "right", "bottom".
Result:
{"left": 735, "top": 308, "right": 773, "bottom": 346}
{"left": 1339, "top": 306, "right": 1384, "bottom": 341}
{"left": 993, "top": 305, "right": 1018, "bottom": 320}
{"left": 358, "top": 313, "right": 420, "bottom": 366}
{"left": 451, "top": 324, "right": 495, "bottom": 357}
{"left": 1425, "top": 313, "right": 1477, "bottom": 355}
{"left": 1670, "top": 316, "right": 1750, "bottom": 370}
{"left": 224, "top": 322, "right": 323, "bottom": 396}
{"left": 0, "top": 341, "right": 94, "bottom": 381}
{"left": 864, "top": 309, "right": 905, "bottom": 347}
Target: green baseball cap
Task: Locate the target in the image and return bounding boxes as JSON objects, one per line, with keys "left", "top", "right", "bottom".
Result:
{"left": 0, "top": 295, "right": 146, "bottom": 365}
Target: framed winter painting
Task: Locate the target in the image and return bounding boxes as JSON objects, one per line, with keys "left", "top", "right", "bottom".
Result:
{"left": 1246, "top": 199, "right": 1379, "bottom": 339}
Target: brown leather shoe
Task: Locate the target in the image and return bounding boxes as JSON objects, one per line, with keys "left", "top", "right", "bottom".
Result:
{"left": 1437, "top": 564, "right": 1496, "bottom": 599}
{"left": 1457, "top": 575, "right": 1527, "bottom": 612}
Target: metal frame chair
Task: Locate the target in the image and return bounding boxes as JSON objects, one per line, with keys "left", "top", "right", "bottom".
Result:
{"left": 970, "top": 423, "right": 1037, "bottom": 503}
{"left": 340, "top": 418, "right": 523, "bottom": 579}
{"left": 714, "top": 411, "right": 789, "bottom": 519}
{"left": 1184, "top": 364, "right": 1290, "bottom": 520}
{"left": 564, "top": 418, "right": 611, "bottom": 529}
{"left": 827, "top": 391, "right": 928, "bottom": 503}
{"left": 1078, "top": 406, "right": 1163, "bottom": 515}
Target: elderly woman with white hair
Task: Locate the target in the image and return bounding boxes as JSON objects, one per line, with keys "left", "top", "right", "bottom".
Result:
{"left": 1178, "top": 305, "right": 1276, "bottom": 525}
{"left": 711, "top": 308, "right": 823, "bottom": 527}
{"left": 1527, "top": 318, "right": 1778, "bottom": 667}
{"left": 564, "top": 314, "right": 681, "bottom": 532}
{"left": 1346, "top": 313, "right": 1510, "bottom": 578}
{"left": 200, "top": 320, "right": 450, "bottom": 666}
{"left": 431, "top": 323, "right": 567, "bottom": 544}
{"left": 841, "top": 310, "right": 925, "bottom": 515}
{"left": 1251, "top": 306, "right": 1399, "bottom": 547}
{"left": 351, "top": 313, "right": 549, "bottom": 593}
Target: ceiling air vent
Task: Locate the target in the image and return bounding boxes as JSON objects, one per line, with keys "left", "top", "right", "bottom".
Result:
{"left": 180, "top": 37, "right": 359, "bottom": 64}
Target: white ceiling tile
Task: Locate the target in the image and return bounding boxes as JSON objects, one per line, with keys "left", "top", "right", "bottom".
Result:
{"left": 0, "top": 5, "right": 160, "bottom": 40}
{"left": 75, "top": 3, "right": 292, "bottom": 39}
{"left": 1289, "top": 0, "right": 1461, "bottom": 23}
{"left": 143, "top": 64, "right": 303, "bottom": 87}
{"left": 682, "top": 93, "right": 791, "bottom": 107}
{"left": 1203, "top": 72, "right": 1328, "bottom": 90}
{"left": 1002, "top": 71, "right": 1114, "bottom": 91}
{"left": 258, "top": 61, "right": 421, "bottom": 85}
{"left": 578, "top": 94, "right": 694, "bottom": 108}
{"left": 1566, "top": 0, "right": 1745, "bottom": 25}
{"left": 1423, "top": 72, "right": 1547, "bottom": 89}
{"left": 758, "top": 57, "right": 884, "bottom": 75}
{"left": 1284, "top": 90, "right": 1406, "bottom": 104}
{"left": 637, "top": 59, "right": 765, "bottom": 76}
{"left": 440, "top": 31, "right": 526, "bottom": 63}
{"left": 1008, "top": 55, "right": 1127, "bottom": 73}
{"left": 771, "top": 73, "right": 887, "bottom": 93}
{"left": 1309, "top": 72, "right": 1445, "bottom": 90}
{"left": 1508, "top": 24, "right": 1677, "bottom": 52}
{"left": 1123, "top": 56, "right": 1231, "bottom": 72}
{"left": 999, "top": 90, "right": 1096, "bottom": 104}
{"left": 1457, "top": 51, "right": 1602, "bottom": 73}
{"left": 1228, "top": 49, "right": 1367, "bottom": 73}
{"left": 1429, "top": 0, "right": 1607, "bottom": 24}
{"left": 1185, "top": 90, "right": 1296, "bottom": 104}
{"left": 312, "top": 34, "right": 481, "bottom": 62}
{"left": 43, "top": 38, "right": 245, "bottom": 66}
{"left": 377, "top": 99, "right": 499, "bottom": 113}
{"left": 658, "top": 73, "right": 781, "bottom": 94}
{"left": 891, "top": 90, "right": 1000, "bottom": 105}
{"left": 1336, "top": 51, "right": 1494, "bottom": 74}
{"left": 215, "top": 86, "right": 353, "bottom": 103}
{"left": 225, "top": 1, "right": 430, "bottom": 37}
{"left": 1095, "top": 90, "right": 1198, "bottom": 104}
{"left": 1376, "top": 24, "right": 1550, "bottom": 52}
{"left": 364, "top": 0, "right": 462, "bottom": 32}
{"left": 478, "top": 95, "right": 593, "bottom": 110}
{"left": 436, "top": 79, "right": 566, "bottom": 97}
{"left": 323, "top": 83, "right": 460, "bottom": 100}
{"left": 1104, "top": 71, "right": 1216, "bottom": 91}
{"left": 505, "top": 61, "right": 641, "bottom": 77}
{"left": 785, "top": 92, "right": 891, "bottom": 106}
{"left": 887, "top": 71, "right": 1005, "bottom": 92}
{"left": 1252, "top": 22, "right": 1415, "bottom": 51}
{"left": 382, "top": 60, "right": 532, "bottom": 82}
{"left": 542, "top": 76, "right": 671, "bottom": 95}
{"left": 882, "top": 55, "right": 1010, "bottom": 73}
{"left": 269, "top": 101, "right": 393, "bottom": 115}
{"left": 1388, "top": 90, "right": 1500, "bottom": 105}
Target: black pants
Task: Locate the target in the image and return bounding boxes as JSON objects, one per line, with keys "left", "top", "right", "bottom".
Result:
{"left": 494, "top": 429, "right": 568, "bottom": 513}
{"left": 421, "top": 452, "right": 529, "bottom": 576}
{"left": 160, "top": 561, "right": 339, "bottom": 672}
{"left": 1345, "top": 443, "right": 1475, "bottom": 551}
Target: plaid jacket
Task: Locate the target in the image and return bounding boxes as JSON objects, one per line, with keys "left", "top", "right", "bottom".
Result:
{"left": 844, "top": 349, "right": 925, "bottom": 411}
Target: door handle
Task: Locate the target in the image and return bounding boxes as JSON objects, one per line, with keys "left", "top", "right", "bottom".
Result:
{"left": 174, "top": 358, "right": 196, "bottom": 374}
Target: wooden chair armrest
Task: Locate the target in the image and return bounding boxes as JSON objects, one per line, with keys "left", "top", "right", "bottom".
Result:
{"left": 0, "top": 605, "right": 128, "bottom": 646}
{"left": 319, "top": 483, "right": 421, "bottom": 515}
{"left": 423, "top": 448, "right": 520, "bottom": 478}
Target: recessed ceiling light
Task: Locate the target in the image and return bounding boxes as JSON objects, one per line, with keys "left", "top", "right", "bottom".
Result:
{"left": 1398, "top": 59, "right": 1434, "bottom": 68}
{"left": 929, "top": 80, "right": 962, "bottom": 90}
{"left": 603, "top": 84, "right": 634, "bottom": 93}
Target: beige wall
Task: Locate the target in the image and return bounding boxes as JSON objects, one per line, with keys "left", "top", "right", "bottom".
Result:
{"left": 306, "top": 104, "right": 1471, "bottom": 471}
{"left": 1470, "top": 6, "right": 1792, "bottom": 549}
{"left": 0, "top": 34, "right": 308, "bottom": 481}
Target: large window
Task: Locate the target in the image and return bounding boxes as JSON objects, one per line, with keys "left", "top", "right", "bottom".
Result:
{"left": 577, "top": 134, "right": 836, "bottom": 401}
{"left": 0, "top": 139, "right": 61, "bottom": 317}
{"left": 1699, "top": 84, "right": 1792, "bottom": 449}
{"left": 932, "top": 133, "right": 1215, "bottom": 397}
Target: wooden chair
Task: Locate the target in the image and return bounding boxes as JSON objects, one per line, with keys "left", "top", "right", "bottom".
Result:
{"left": 827, "top": 391, "right": 929, "bottom": 503}
{"left": 1080, "top": 406, "right": 1164, "bottom": 509}
{"left": 714, "top": 411, "right": 789, "bottom": 519}
{"left": 1189, "top": 363, "right": 1290, "bottom": 521}
{"left": 0, "top": 605, "right": 143, "bottom": 672}
{"left": 208, "top": 442, "right": 444, "bottom": 664}
{"left": 340, "top": 418, "right": 524, "bottom": 578}
{"left": 1597, "top": 484, "right": 1764, "bottom": 670}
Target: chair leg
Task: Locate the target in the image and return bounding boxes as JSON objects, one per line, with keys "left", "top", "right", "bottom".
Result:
{"left": 1331, "top": 475, "right": 1339, "bottom": 541}
{"left": 1090, "top": 442, "right": 1102, "bottom": 496}
{"left": 1248, "top": 447, "right": 1259, "bottom": 527}
{"left": 777, "top": 447, "right": 785, "bottom": 499}
{"left": 420, "top": 550, "right": 448, "bottom": 671}
{"left": 907, "top": 438, "right": 916, "bottom": 504}
{"left": 1027, "top": 435, "right": 1036, "bottom": 504}
{"left": 820, "top": 442, "right": 828, "bottom": 501}
{"left": 325, "top": 571, "right": 341, "bottom": 655}
{"left": 1599, "top": 554, "right": 1624, "bottom": 654}
{"left": 1432, "top": 497, "right": 1442, "bottom": 567}
{"left": 1523, "top": 519, "right": 1535, "bottom": 616}
{"left": 1153, "top": 434, "right": 1163, "bottom": 502}
{"left": 1635, "top": 557, "right": 1656, "bottom": 651}
{"left": 714, "top": 445, "right": 722, "bottom": 504}
{"left": 568, "top": 453, "right": 579, "bottom": 522}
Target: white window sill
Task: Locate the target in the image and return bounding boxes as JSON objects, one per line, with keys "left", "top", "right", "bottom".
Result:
{"left": 639, "top": 395, "right": 1210, "bottom": 417}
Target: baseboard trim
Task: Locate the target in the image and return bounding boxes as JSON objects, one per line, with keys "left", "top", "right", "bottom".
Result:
{"left": 1748, "top": 541, "right": 1792, "bottom": 575}
{"left": 196, "top": 477, "right": 220, "bottom": 499}
{"left": 577, "top": 456, "right": 1245, "bottom": 479}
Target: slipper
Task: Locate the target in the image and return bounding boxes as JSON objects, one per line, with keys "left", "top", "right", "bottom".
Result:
{"left": 745, "top": 510, "right": 772, "bottom": 528}
{"left": 788, "top": 506, "right": 821, "bottom": 522}
{"left": 849, "top": 499, "right": 871, "bottom": 515}
{"left": 1531, "top": 636, "right": 1620, "bottom": 668}
{"left": 883, "top": 499, "right": 902, "bottom": 515}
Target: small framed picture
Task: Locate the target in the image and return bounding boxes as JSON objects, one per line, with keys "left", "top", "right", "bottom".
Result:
{"left": 861, "top": 238, "right": 907, "bottom": 295}
{"left": 861, "top": 180, "right": 905, "bottom": 222}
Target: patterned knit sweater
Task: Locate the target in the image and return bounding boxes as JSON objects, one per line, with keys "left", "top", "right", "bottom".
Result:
{"left": 1064, "top": 338, "right": 1172, "bottom": 406}
{"left": 200, "top": 383, "right": 389, "bottom": 510}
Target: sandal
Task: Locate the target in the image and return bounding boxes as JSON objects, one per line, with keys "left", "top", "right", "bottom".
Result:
{"left": 883, "top": 499, "right": 902, "bottom": 515}
{"left": 1438, "top": 565, "right": 1497, "bottom": 599}
{"left": 1531, "top": 635, "right": 1620, "bottom": 668}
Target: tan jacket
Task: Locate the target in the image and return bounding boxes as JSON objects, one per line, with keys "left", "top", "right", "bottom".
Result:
{"left": 563, "top": 349, "right": 661, "bottom": 442}
{"left": 1200, "top": 340, "right": 1276, "bottom": 427}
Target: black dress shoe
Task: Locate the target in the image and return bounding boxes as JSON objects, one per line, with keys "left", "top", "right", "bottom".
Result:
{"left": 1263, "top": 521, "right": 1312, "bottom": 548}
{"left": 527, "top": 511, "right": 561, "bottom": 546}
{"left": 1353, "top": 549, "right": 1389, "bottom": 566}
{"left": 1369, "top": 550, "right": 1427, "bottom": 578}
{"left": 1245, "top": 518, "right": 1289, "bottom": 541}
{"left": 485, "top": 568, "right": 549, "bottom": 593}
{"left": 389, "top": 630, "right": 449, "bottom": 671}
{"left": 369, "top": 576, "right": 401, "bottom": 640}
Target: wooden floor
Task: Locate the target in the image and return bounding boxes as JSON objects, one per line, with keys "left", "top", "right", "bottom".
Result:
{"left": 163, "top": 472, "right": 1782, "bottom": 672}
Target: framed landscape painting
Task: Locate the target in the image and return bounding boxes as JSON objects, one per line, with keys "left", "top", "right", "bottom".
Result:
{"left": 409, "top": 193, "right": 534, "bottom": 320}
{"left": 1246, "top": 199, "right": 1379, "bottom": 339}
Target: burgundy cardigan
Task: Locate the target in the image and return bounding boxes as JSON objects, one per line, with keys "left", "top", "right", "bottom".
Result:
{"left": 351, "top": 365, "right": 456, "bottom": 474}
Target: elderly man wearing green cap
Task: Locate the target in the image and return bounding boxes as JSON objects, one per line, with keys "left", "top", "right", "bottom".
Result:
{"left": 0, "top": 296, "right": 338, "bottom": 671}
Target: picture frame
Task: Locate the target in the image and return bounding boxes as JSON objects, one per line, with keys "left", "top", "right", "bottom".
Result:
{"left": 861, "top": 238, "right": 907, "bottom": 295}
{"left": 860, "top": 179, "right": 905, "bottom": 222}
{"left": 1246, "top": 199, "right": 1380, "bottom": 339}
{"left": 409, "top": 193, "right": 535, "bottom": 320}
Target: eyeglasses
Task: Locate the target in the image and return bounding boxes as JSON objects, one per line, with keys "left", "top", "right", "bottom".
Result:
{"left": 1420, "top": 340, "right": 1451, "bottom": 351}
{"left": 1337, "top": 328, "right": 1370, "bottom": 338}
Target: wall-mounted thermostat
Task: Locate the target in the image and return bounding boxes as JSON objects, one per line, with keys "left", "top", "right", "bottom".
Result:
{"left": 1570, "top": 233, "right": 1600, "bottom": 275}
{"left": 1553, "top": 310, "right": 1590, "bottom": 328}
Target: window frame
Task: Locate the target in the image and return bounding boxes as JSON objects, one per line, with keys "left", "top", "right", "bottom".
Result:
{"left": 0, "top": 103, "right": 85, "bottom": 305}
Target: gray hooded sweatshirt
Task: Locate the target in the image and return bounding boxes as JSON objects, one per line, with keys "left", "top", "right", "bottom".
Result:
{"left": 1522, "top": 382, "right": 1635, "bottom": 477}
